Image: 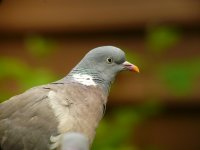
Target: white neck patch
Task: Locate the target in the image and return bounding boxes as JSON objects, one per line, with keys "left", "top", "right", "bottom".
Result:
{"left": 72, "top": 74, "right": 96, "bottom": 86}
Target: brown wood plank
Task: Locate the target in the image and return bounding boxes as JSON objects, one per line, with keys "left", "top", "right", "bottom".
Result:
{"left": 134, "top": 115, "right": 200, "bottom": 150}
{"left": 0, "top": 0, "right": 199, "bottom": 33}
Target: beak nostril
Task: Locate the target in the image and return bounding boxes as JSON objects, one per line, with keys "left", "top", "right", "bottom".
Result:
{"left": 124, "top": 64, "right": 132, "bottom": 67}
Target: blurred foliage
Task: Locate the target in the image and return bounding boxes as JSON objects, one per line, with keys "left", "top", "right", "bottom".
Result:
{"left": 25, "top": 35, "right": 56, "bottom": 57}
{"left": 0, "top": 35, "right": 57, "bottom": 102}
{"left": 158, "top": 59, "right": 200, "bottom": 96}
{"left": 0, "top": 58, "right": 57, "bottom": 102}
{"left": 147, "top": 26, "right": 181, "bottom": 53}
{"left": 92, "top": 101, "right": 162, "bottom": 150}
{"left": 146, "top": 26, "right": 200, "bottom": 97}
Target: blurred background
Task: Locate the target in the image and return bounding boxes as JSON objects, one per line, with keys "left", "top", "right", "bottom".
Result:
{"left": 0, "top": 0, "right": 200, "bottom": 150}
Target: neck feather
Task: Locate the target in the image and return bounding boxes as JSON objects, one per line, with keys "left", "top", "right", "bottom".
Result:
{"left": 64, "top": 68, "right": 112, "bottom": 94}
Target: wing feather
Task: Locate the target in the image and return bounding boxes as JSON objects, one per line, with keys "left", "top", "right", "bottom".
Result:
{"left": 0, "top": 85, "right": 58, "bottom": 150}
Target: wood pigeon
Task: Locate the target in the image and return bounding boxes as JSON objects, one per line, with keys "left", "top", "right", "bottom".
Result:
{"left": 0, "top": 46, "right": 139, "bottom": 150}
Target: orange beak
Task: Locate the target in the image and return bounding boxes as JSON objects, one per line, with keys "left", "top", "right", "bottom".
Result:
{"left": 122, "top": 61, "right": 140, "bottom": 73}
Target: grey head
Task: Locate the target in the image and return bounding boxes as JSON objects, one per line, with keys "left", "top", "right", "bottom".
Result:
{"left": 66, "top": 46, "right": 139, "bottom": 92}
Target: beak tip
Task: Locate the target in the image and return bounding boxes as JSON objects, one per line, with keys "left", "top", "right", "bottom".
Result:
{"left": 133, "top": 66, "right": 140, "bottom": 73}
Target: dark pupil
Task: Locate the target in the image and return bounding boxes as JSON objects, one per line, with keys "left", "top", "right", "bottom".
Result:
{"left": 108, "top": 58, "right": 112, "bottom": 62}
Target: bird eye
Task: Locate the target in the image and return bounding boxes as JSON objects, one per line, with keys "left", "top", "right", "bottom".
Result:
{"left": 106, "top": 57, "right": 113, "bottom": 64}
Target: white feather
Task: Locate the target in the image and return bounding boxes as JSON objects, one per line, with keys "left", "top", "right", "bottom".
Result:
{"left": 72, "top": 74, "right": 96, "bottom": 86}
{"left": 48, "top": 90, "right": 75, "bottom": 149}
{"left": 48, "top": 91, "right": 74, "bottom": 132}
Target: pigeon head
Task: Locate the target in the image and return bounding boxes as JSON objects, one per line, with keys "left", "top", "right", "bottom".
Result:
{"left": 68, "top": 46, "right": 139, "bottom": 91}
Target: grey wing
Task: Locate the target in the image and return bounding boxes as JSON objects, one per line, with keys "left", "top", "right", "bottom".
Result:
{"left": 0, "top": 86, "right": 59, "bottom": 150}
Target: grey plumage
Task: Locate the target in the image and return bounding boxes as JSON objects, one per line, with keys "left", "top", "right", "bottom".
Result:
{"left": 0, "top": 46, "right": 139, "bottom": 150}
